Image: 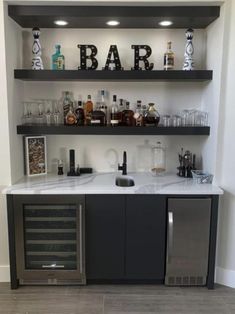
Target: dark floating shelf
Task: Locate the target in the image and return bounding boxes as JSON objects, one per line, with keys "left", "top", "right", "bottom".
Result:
{"left": 17, "top": 125, "right": 210, "bottom": 136}
{"left": 14, "top": 70, "right": 213, "bottom": 82}
{"left": 8, "top": 5, "right": 220, "bottom": 29}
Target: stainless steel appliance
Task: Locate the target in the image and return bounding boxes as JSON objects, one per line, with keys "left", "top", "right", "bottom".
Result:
{"left": 165, "top": 198, "right": 211, "bottom": 286}
{"left": 14, "top": 195, "right": 86, "bottom": 285}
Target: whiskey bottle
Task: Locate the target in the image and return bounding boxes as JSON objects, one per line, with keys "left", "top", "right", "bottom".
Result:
{"left": 164, "top": 41, "right": 174, "bottom": 70}
{"left": 75, "top": 101, "right": 85, "bottom": 126}
{"left": 118, "top": 98, "right": 125, "bottom": 125}
{"left": 110, "top": 95, "right": 119, "bottom": 126}
{"left": 134, "top": 100, "right": 143, "bottom": 126}
{"left": 100, "top": 90, "right": 107, "bottom": 125}
{"left": 52, "top": 44, "right": 65, "bottom": 70}
{"left": 122, "top": 102, "right": 134, "bottom": 126}
{"left": 84, "top": 95, "right": 93, "bottom": 125}
{"left": 65, "top": 105, "right": 77, "bottom": 125}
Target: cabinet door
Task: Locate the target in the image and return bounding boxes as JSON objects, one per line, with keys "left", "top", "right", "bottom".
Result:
{"left": 86, "top": 195, "right": 125, "bottom": 279}
{"left": 125, "top": 195, "right": 166, "bottom": 279}
{"left": 13, "top": 195, "right": 85, "bottom": 284}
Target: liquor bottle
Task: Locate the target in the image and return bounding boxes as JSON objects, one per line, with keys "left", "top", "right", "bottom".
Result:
{"left": 65, "top": 105, "right": 77, "bottom": 125}
{"left": 134, "top": 100, "right": 143, "bottom": 126}
{"left": 110, "top": 95, "right": 119, "bottom": 126}
{"left": 91, "top": 107, "right": 106, "bottom": 126}
{"left": 122, "top": 102, "right": 134, "bottom": 126}
{"left": 144, "top": 103, "right": 160, "bottom": 126}
{"left": 52, "top": 44, "right": 65, "bottom": 70}
{"left": 84, "top": 95, "right": 93, "bottom": 125}
{"left": 100, "top": 90, "right": 107, "bottom": 125}
{"left": 118, "top": 99, "right": 125, "bottom": 125}
{"left": 62, "top": 91, "right": 73, "bottom": 125}
{"left": 164, "top": 41, "right": 174, "bottom": 70}
{"left": 75, "top": 101, "right": 85, "bottom": 126}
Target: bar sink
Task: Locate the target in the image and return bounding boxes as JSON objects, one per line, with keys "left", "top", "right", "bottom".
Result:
{"left": 115, "top": 176, "right": 135, "bottom": 187}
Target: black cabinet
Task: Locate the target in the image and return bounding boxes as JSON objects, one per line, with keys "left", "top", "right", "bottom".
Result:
{"left": 125, "top": 195, "right": 166, "bottom": 280}
{"left": 85, "top": 194, "right": 166, "bottom": 282}
{"left": 85, "top": 195, "right": 125, "bottom": 280}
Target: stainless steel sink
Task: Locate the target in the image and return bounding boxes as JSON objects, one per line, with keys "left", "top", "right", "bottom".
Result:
{"left": 115, "top": 176, "right": 135, "bottom": 187}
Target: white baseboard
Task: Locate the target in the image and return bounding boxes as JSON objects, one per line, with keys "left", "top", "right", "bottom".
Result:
{"left": 0, "top": 265, "right": 10, "bottom": 282}
{"left": 216, "top": 266, "right": 235, "bottom": 288}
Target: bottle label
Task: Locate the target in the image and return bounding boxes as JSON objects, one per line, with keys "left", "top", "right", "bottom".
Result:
{"left": 110, "top": 119, "right": 119, "bottom": 125}
{"left": 164, "top": 55, "right": 174, "bottom": 69}
{"left": 91, "top": 119, "right": 101, "bottom": 125}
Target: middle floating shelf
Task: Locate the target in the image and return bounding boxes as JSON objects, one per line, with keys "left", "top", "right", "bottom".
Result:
{"left": 17, "top": 125, "right": 210, "bottom": 135}
{"left": 14, "top": 70, "right": 213, "bottom": 82}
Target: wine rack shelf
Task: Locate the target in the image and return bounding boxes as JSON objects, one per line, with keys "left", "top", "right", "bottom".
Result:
{"left": 17, "top": 125, "right": 210, "bottom": 136}
{"left": 14, "top": 70, "right": 213, "bottom": 82}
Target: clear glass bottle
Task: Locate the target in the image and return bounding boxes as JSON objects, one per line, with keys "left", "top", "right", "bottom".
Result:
{"left": 118, "top": 98, "right": 125, "bottom": 125}
{"left": 164, "top": 41, "right": 174, "bottom": 71}
{"left": 62, "top": 91, "right": 73, "bottom": 125}
{"left": 75, "top": 101, "right": 85, "bottom": 126}
{"left": 122, "top": 102, "right": 134, "bottom": 126}
{"left": 134, "top": 100, "right": 143, "bottom": 126}
{"left": 110, "top": 95, "right": 119, "bottom": 126}
{"left": 65, "top": 105, "right": 77, "bottom": 125}
{"left": 84, "top": 95, "right": 93, "bottom": 126}
{"left": 151, "top": 141, "right": 166, "bottom": 176}
{"left": 144, "top": 103, "right": 160, "bottom": 126}
{"left": 52, "top": 44, "right": 65, "bottom": 70}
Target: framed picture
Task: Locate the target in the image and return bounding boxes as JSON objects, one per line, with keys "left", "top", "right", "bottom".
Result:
{"left": 25, "top": 136, "right": 47, "bottom": 176}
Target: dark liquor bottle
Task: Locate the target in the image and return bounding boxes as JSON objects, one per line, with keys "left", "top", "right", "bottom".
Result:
{"left": 110, "top": 95, "right": 119, "bottom": 126}
{"left": 84, "top": 95, "right": 93, "bottom": 125}
{"left": 75, "top": 101, "right": 85, "bottom": 126}
{"left": 134, "top": 100, "right": 143, "bottom": 126}
{"left": 91, "top": 102, "right": 106, "bottom": 126}
{"left": 144, "top": 103, "right": 160, "bottom": 126}
{"left": 100, "top": 90, "right": 107, "bottom": 125}
{"left": 118, "top": 98, "right": 125, "bottom": 125}
{"left": 122, "top": 102, "right": 135, "bottom": 126}
{"left": 65, "top": 105, "right": 77, "bottom": 125}
{"left": 164, "top": 41, "right": 174, "bottom": 70}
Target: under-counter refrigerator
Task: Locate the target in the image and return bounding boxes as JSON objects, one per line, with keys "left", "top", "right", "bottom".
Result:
{"left": 165, "top": 198, "right": 211, "bottom": 286}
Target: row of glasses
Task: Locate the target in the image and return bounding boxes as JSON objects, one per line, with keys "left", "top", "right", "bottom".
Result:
{"left": 160, "top": 110, "right": 208, "bottom": 127}
{"left": 22, "top": 100, "right": 63, "bottom": 125}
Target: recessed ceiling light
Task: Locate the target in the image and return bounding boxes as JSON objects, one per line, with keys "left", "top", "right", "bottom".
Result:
{"left": 106, "top": 20, "right": 120, "bottom": 26}
{"left": 159, "top": 20, "right": 173, "bottom": 27}
{"left": 54, "top": 20, "right": 68, "bottom": 26}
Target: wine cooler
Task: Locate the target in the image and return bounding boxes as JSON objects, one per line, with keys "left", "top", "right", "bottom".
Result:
{"left": 14, "top": 195, "right": 85, "bottom": 285}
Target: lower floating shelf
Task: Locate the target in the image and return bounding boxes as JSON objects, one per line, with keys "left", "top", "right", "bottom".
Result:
{"left": 17, "top": 125, "right": 210, "bottom": 135}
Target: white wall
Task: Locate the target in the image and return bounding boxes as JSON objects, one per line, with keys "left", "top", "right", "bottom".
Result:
{"left": 215, "top": 0, "right": 235, "bottom": 288}
{"left": 21, "top": 28, "right": 207, "bottom": 174}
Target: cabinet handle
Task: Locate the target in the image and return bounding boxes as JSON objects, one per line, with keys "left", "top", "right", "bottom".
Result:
{"left": 168, "top": 211, "right": 174, "bottom": 263}
{"left": 42, "top": 264, "right": 64, "bottom": 269}
{"left": 79, "top": 204, "right": 83, "bottom": 274}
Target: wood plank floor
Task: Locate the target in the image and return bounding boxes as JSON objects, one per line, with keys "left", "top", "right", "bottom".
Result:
{"left": 0, "top": 283, "right": 234, "bottom": 314}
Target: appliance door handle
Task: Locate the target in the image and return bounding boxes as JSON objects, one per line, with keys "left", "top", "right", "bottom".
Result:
{"left": 79, "top": 204, "right": 83, "bottom": 275}
{"left": 42, "top": 264, "right": 65, "bottom": 269}
{"left": 168, "top": 211, "right": 174, "bottom": 263}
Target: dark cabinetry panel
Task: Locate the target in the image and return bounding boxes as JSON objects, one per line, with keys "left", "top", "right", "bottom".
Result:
{"left": 125, "top": 195, "right": 166, "bottom": 279}
{"left": 85, "top": 195, "right": 125, "bottom": 279}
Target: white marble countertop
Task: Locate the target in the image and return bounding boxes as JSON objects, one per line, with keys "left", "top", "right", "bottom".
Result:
{"left": 2, "top": 172, "right": 223, "bottom": 195}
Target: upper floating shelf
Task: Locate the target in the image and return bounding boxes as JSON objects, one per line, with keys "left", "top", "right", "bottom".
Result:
{"left": 14, "top": 70, "right": 213, "bottom": 82}
{"left": 8, "top": 5, "right": 220, "bottom": 29}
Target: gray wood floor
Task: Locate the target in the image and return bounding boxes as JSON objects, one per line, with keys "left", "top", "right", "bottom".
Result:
{"left": 0, "top": 283, "right": 234, "bottom": 314}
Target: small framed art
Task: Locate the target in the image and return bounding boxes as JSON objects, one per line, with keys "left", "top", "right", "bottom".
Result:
{"left": 25, "top": 136, "right": 47, "bottom": 176}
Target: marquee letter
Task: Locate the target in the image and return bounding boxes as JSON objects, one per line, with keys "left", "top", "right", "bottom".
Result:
{"left": 131, "top": 45, "right": 154, "bottom": 70}
{"left": 77, "top": 44, "right": 98, "bottom": 70}
{"left": 103, "top": 45, "right": 123, "bottom": 70}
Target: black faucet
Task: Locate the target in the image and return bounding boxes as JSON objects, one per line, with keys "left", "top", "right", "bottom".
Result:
{"left": 118, "top": 151, "right": 127, "bottom": 175}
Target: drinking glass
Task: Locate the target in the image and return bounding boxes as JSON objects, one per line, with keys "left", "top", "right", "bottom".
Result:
{"left": 171, "top": 115, "right": 181, "bottom": 127}
{"left": 34, "top": 101, "right": 45, "bottom": 124}
{"left": 181, "top": 110, "right": 190, "bottom": 126}
{"left": 22, "top": 101, "right": 33, "bottom": 125}
{"left": 53, "top": 100, "right": 62, "bottom": 125}
{"left": 162, "top": 115, "right": 171, "bottom": 127}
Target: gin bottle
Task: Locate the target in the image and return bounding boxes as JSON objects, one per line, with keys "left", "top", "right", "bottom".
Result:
{"left": 52, "top": 44, "right": 65, "bottom": 70}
